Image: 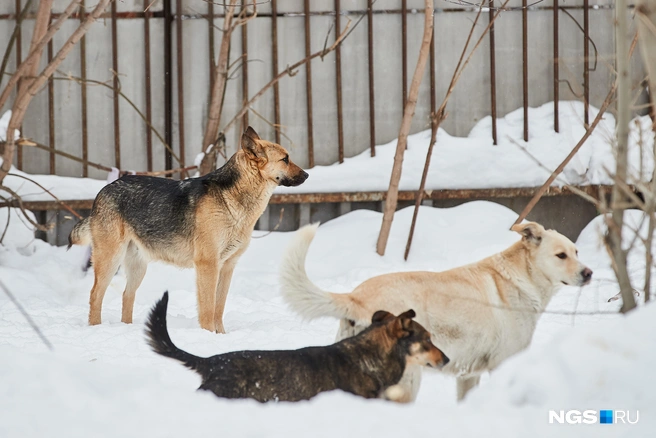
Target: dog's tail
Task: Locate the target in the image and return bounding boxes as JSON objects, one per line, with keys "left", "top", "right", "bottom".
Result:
{"left": 68, "top": 217, "right": 91, "bottom": 249}
{"left": 280, "top": 224, "right": 364, "bottom": 321}
{"left": 145, "top": 292, "right": 209, "bottom": 378}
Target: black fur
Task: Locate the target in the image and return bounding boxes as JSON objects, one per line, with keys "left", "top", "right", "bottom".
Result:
{"left": 145, "top": 292, "right": 446, "bottom": 402}
{"left": 93, "top": 156, "right": 241, "bottom": 246}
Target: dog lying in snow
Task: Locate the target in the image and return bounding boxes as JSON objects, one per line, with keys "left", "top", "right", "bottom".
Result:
{"left": 145, "top": 292, "right": 448, "bottom": 402}
{"left": 280, "top": 221, "right": 593, "bottom": 402}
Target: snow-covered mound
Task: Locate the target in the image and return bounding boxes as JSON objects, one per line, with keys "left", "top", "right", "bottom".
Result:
{"left": 0, "top": 202, "right": 653, "bottom": 437}
{"left": 2, "top": 102, "right": 654, "bottom": 202}
{"left": 278, "top": 101, "right": 655, "bottom": 194}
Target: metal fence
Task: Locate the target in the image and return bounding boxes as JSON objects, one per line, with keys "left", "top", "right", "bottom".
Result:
{"left": 0, "top": 0, "right": 649, "bottom": 241}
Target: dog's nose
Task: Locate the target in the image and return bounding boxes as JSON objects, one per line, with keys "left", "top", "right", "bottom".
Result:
{"left": 581, "top": 267, "right": 593, "bottom": 281}
{"left": 441, "top": 354, "right": 450, "bottom": 366}
{"left": 300, "top": 170, "right": 309, "bottom": 181}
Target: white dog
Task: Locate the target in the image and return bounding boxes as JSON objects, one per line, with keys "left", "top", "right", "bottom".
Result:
{"left": 280, "top": 221, "right": 592, "bottom": 401}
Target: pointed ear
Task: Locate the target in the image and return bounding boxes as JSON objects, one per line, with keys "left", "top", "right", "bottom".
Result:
{"left": 398, "top": 309, "right": 416, "bottom": 331}
{"left": 388, "top": 317, "right": 412, "bottom": 338}
{"left": 511, "top": 222, "right": 544, "bottom": 244}
{"left": 241, "top": 126, "right": 266, "bottom": 160}
{"left": 371, "top": 310, "right": 395, "bottom": 324}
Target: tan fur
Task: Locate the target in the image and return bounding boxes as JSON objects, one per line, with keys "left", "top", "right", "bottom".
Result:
{"left": 75, "top": 127, "right": 306, "bottom": 332}
{"left": 280, "top": 221, "right": 592, "bottom": 401}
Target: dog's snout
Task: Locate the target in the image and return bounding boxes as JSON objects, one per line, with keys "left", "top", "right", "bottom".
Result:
{"left": 441, "top": 354, "right": 450, "bottom": 367}
{"left": 300, "top": 170, "right": 309, "bottom": 182}
{"left": 581, "top": 267, "right": 593, "bottom": 281}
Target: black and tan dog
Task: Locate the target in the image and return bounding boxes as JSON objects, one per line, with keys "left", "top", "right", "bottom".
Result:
{"left": 69, "top": 127, "right": 307, "bottom": 333}
{"left": 146, "top": 292, "right": 449, "bottom": 402}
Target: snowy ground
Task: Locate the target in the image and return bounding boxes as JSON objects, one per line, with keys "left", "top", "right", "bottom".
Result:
{"left": 1, "top": 101, "right": 654, "bottom": 202}
{"left": 0, "top": 201, "right": 654, "bottom": 437}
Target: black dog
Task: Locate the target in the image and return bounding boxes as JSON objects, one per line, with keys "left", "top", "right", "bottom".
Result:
{"left": 146, "top": 292, "right": 449, "bottom": 402}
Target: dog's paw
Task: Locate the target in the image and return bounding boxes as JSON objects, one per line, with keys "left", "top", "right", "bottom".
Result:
{"left": 382, "top": 385, "right": 412, "bottom": 403}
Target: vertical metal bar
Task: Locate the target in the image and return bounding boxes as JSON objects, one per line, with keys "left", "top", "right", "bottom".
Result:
{"left": 553, "top": 0, "right": 559, "bottom": 132}
{"left": 164, "top": 0, "right": 173, "bottom": 170}
{"left": 144, "top": 0, "right": 153, "bottom": 171}
{"left": 241, "top": 0, "right": 249, "bottom": 131}
{"left": 489, "top": 0, "right": 497, "bottom": 145}
{"left": 429, "top": 11, "right": 436, "bottom": 119}
{"left": 522, "top": 0, "right": 528, "bottom": 141}
{"left": 401, "top": 0, "right": 408, "bottom": 109}
{"left": 15, "top": 0, "right": 22, "bottom": 170}
{"left": 583, "top": 0, "right": 589, "bottom": 126}
{"left": 208, "top": 0, "right": 215, "bottom": 98}
{"left": 79, "top": 0, "right": 89, "bottom": 177}
{"left": 303, "top": 0, "right": 314, "bottom": 167}
{"left": 367, "top": 0, "right": 375, "bottom": 157}
{"left": 334, "top": 0, "right": 344, "bottom": 164}
{"left": 271, "top": 0, "right": 281, "bottom": 144}
{"left": 47, "top": 25, "right": 55, "bottom": 175}
{"left": 111, "top": 0, "right": 121, "bottom": 169}
{"left": 176, "top": 0, "right": 186, "bottom": 172}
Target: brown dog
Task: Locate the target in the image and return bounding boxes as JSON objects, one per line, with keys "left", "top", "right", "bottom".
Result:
{"left": 69, "top": 127, "right": 307, "bottom": 332}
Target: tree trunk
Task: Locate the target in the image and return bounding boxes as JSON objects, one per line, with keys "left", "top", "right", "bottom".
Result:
{"left": 376, "top": 0, "right": 434, "bottom": 256}
{"left": 609, "top": 0, "right": 637, "bottom": 313}
{"left": 199, "top": 0, "right": 238, "bottom": 176}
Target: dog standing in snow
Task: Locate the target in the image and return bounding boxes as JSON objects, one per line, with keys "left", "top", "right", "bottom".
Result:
{"left": 280, "top": 221, "right": 592, "bottom": 401}
{"left": 146, "top": 292, "right": 449, "bottom": 402}
{"left": 69, "top": 127, "right": 307, "bottom": 333}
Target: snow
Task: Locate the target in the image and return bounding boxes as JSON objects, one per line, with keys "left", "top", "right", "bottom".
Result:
{"left": 1, "top": 201, "right": 654, "bottom": 437}
{"left": 1, "top": 101, "right": 654, "bottom": 202}
{"left": 0, "top": 110, "right": 20, "bottom": 142}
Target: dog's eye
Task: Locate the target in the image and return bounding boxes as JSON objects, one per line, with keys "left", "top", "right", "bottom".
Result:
{"left": 282, "top": 155, "right": 289, "bottom": 164}
{"left": 556, "top": 252, "right": 567, "bottom": 259}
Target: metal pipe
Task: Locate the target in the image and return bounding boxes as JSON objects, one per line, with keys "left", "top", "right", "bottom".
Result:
{"left": 489, "top": 0, "right": 497, "bottom": 145}
{"left": 241, "top": 0, "right": 249, "bottom": 131}
{"left": 583, "top": 0, "right": 589, "bottom": 126}
{"left": 522, "top": 0, "right": 528, "bottom": 141}
{"left": 176, "top": 0, "right": 186, "bottom": 173}
{"left": 367, "top": 0, "right": 375, "bottom": 157}
{"left": 111, "top": 0, "right": 121, "bottom": 168}
{"left": 554, "top": 0, "right": 559, "bottom": 132}
{"left": 80, "top": 0, "right": 89, "bottom": 176}
{"left": 271, "top": 0, "right": 281, "bottom": 144}
{"left": 335, "top": 0, "right": 344, "bottom": 164}
{"left": 47, "top": 29, "right": 55, "bottom": 174}
{"left": 401, "top": 0, "right": 407, "bottom": 109}
{"left": 144, "top": 0, "right": 153, "bottom": 171}
{"left": 304, "top": 0, "right": 314, "bottom": 167}
{"left": 164, "top": 0, "right": 173, "bottom": 170}
{"left": 15, "top": 0, "right": 22, "bottom": 170}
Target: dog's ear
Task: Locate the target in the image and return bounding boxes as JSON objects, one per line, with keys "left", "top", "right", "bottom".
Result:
{"left": 398, "top": 309, "right": 416, "bottom": 331}
{"left": 241, "top": 126, "right": 266, "bottom": 160}
{"left": 371, "top": 310, "right": 395, "bottom": 324}
{"left": 511, "top": 222, "right": 544, "bottom": 245}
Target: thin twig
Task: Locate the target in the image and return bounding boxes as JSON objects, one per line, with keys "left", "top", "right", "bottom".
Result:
{"left": 252, "top": 207, "right": 285, "bottom": 238}
{"left": 0, "top": 0, "right": 34, "bottom": 91}
{"left": 0, "top": 185, "right": 50, "bottom": 231}
{"left": 7, "top": 173, "right": 82, "bottom": 219}
{"left": 0, "top": 279, "right": 53, "bottom": 351}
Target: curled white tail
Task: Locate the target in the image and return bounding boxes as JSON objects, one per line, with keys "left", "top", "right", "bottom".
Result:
{"left": 279, "top": 224, "right": 352, "bottom": 320}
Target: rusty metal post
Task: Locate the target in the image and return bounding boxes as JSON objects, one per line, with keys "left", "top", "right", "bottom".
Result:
{"left": 144, "top": 0, "right": 153, "bottom": 171}
{"left": 401, "top": 0, "right": 408, "bottom": 109}
{"left": 304, "top": 0, "right": 314, "bottom": 167}
{"left": 367, "top": 0, "right": 375, "bottom": 157}
{"left": 583, "top": 0, "right": 589, "bottom": 126}
{"left": 489, "top": 0, "right": 497, "bottom": 145}
{"left": 15, "top": 0, "right": 22, "bottom": 170}
{"left": 522, "top": 0, "right": 528, "bottom": 141}
{"left": 335, "top": 0, "right": 344, "bottom": 164}
{"left": 111, "top": 0, "right": 121, "bottom": 168}
{"left": 241, "top": 0, "right": 249, "bottom": 131}
{"left": 271, "top": 0, "right": 281, "bottom": 144}
{"left": 80, "top": 0, "right": 89, "bottom": 176}
{"left": 176, "top": 0, "right": 186, "bottom": 172}
{"left": 208, "top": 0, "right": 215, "bottom": 97}
{"left": 553, "top": 0, "right": 559, "bottom": 132}
{"left": 164, "top": 0, "right": 173, "bottom": 170}
{"left": 47, "top": 28, "right": 55, "bottom": 174}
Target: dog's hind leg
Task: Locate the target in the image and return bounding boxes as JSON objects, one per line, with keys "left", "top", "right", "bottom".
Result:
{"left": 456, "top": 375, "right": 481, "bottom": 402}
{"left": 89, "top": 241, "right": 127, "bottom": 325}
{"left": 121, "top": 242, "right": 147, "bottom": 324}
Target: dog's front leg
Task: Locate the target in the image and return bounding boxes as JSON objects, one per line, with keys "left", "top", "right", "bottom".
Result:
{"left": 213, "top": 258, "right": 238, "bottom": 334}
{"left": 195, "top": 259, "right": 221, "bottom": 332}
